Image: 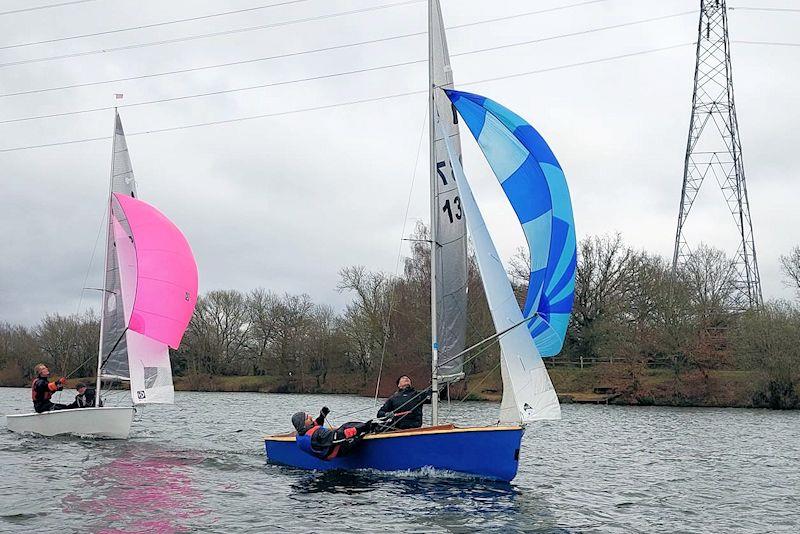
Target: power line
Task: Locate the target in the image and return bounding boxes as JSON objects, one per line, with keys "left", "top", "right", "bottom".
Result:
{"left": 0, "top": 42, "right": 691, "bottom": 154}
{"left": 0, "top": 0, "right": 313, "bottom": 51}
{"left": 0, "top": 31, "right": 426, "bottom": 99}
{"left": 0, "top": 0, "right": 619, "bottom": 99}
{"left": 0, "top": 0, "right": 611, "bottom": 71}
{"left": 1, "top": 0, "right": 608, "bottom": 53}
{"left": 450, "top": 10, "right": 695, "bottom": 58}
{"left": 733, "top": 40, "right": 800, "bottom": 48}
{"left": 0, "top": 0, "right": 425, "bottom": 69}
{"left": 0, "top": 0, "right": 95, "bottom": 17}
{"left": 0, "top": 11, "right": 698, "bottom": 123}
{"left": 0, "top": 59, "right": 426, "bottom": 124}
{"left": 729, "top": 6, "right": 800, "bottom": 13}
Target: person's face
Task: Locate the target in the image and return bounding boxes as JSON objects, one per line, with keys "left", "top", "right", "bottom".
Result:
{"left": 398, "top": 376, "right": 411, "bottom": 389}
{"left": 77, "top": 387, "right": 86, "bottom": 395}
{"left": 305, "top": 415, "right": 314, "bottom": 427}
{"left": 39, "top": 366, "right": 50, "bottom": 377}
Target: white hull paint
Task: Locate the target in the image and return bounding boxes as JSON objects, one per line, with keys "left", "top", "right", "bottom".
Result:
{"left": 5, "top": 407, "right": 134, "bottom": 439}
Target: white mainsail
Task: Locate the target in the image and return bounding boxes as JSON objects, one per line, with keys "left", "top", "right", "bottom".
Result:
{"left": 430, "top": 0, "right": 467, "bottom": 382}
{"left": 439, "top": 117, "right": 561, "bottom": 423}
{"left": 99, "top": 112, "right": 136, "bottom": 381}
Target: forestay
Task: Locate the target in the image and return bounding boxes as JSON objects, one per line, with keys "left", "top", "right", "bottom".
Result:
{"left": 110, "top": 193, "right": 198, "bottom": 404}
{"left": 430, "top": 0, "right": 467, "bottom": 381}
{"left": 445, "top": 90, "right": 577, "bottom": 357}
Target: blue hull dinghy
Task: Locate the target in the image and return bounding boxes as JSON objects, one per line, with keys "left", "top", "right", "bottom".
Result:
{"left": 265, "top": 424, "right": 523, "bottom": 481}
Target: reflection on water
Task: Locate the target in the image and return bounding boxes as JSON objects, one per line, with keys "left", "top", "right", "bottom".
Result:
{"left": 2, "top": 389, "right": 798, "bottom": 533}
{"left": 62, "top": 444, "right": 209, "bottom": 533}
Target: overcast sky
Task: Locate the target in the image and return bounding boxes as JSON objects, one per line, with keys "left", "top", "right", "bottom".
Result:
{"left": 0, "top": 0, "right": 797, "bottom": 325}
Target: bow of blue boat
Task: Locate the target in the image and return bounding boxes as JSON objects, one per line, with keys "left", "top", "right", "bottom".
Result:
{"left": 264, "top": 424, "right": 524, "bottom": 481}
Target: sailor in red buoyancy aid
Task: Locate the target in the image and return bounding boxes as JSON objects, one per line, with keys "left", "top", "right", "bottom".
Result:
{"left": 291, "top": 407, "right": 372, "bottom": 460}
{"left": 30, "top": 363, "right": 69, "bottom": 413}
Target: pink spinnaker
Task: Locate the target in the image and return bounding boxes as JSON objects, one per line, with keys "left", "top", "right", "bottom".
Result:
{"left": 112, "top": 193, "right": 198, "bottom": 349}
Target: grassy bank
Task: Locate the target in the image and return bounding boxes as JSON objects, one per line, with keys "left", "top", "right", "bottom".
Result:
{"left": 173, "top": 367, "right": 771, "bottom": 409}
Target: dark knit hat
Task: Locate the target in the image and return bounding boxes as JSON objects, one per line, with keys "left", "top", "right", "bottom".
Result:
{"left": 291, "top": 412, "right": 307, "bottom": 433}
{"left": 76, "top": 382, "right": 86, "bottom": 390}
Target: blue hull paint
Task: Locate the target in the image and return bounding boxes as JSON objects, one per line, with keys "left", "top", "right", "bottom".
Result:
{"left": 265, "top": 427, "right": 524, "bottom": 481}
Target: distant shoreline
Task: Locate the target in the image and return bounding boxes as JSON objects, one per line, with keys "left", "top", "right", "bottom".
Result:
{"left": 3, "top": 367, "right": 793, "bottom": 410}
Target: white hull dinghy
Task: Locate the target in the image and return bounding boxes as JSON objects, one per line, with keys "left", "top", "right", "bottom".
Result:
{"left": 6, "top": 407, "right": 135, "bottom": 439}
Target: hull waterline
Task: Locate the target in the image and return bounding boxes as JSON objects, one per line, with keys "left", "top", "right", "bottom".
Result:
{"left": 265, "top": 425, "right": 524, "bottom": 481}
{"left": 6, "top": 406, "right": 134, "bottom": 439}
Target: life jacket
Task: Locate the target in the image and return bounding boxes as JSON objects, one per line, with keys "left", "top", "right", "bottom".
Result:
{"left": 296, "top": 425, "right": 341, "bottom": 460}
{"left": 31, "top": 377, "right": 55, "bottom": 402}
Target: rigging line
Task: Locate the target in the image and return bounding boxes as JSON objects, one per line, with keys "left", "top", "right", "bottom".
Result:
{"left": 1, "top": 12, "right": 700, "bottom": 124}
{"left": 0, "top": 42, "right": 692, "bottom": 153}
{"left": 373, "top": 106, "right": 428, "bottom": 407}
{"left": 0, "top": 0, "right": 425, "bottom": 69}
{"left": 63, "top": 201, "right": 109, "bottom": 377}
{"left": 0, "top": 0, "right": 95, "bottom": 17}
{"left": 0, "top": 5, "right": 679, "bottom": 100}
{"left": 438, "top": 314, "right": 535, "bottom": 372}
{"left": 0, "top": 0, "right": 313, "bottom": 51}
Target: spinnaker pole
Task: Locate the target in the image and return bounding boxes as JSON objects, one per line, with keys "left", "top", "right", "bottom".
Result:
{"left": 94, "top": 109, "right": 118, "bottom": 406}
{"left": 428, "top": 0, "right": 440, "bottom": 426}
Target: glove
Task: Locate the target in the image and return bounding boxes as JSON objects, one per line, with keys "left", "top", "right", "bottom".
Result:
{"left": 384, "top": 411, "right": 395, "bottom": 419}
{"left": 57, "top": 377, "right": 67, "bottom": 385}
{"left": 321, "top": 406, "right": 330, "bottom": 416}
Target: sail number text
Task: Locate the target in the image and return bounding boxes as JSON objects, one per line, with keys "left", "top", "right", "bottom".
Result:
{"left": 442, "top": 197, "right": 462, "bottom": 224}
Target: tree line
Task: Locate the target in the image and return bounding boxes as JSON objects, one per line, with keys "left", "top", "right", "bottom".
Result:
{"left": 2, "top": 227, "right": 799, "bottom": 407}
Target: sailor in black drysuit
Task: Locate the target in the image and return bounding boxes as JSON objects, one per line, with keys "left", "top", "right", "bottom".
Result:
{"left": 377, "top": 375, "right": 429, "bottom": 430}
{"left": 291, "top": 407, "right": 372, "bottom": 460}
{"left": 66, "top": 383, "right": 98, "bottom": 409}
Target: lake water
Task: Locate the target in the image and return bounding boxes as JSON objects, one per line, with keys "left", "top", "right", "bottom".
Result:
{"left": 1, "top": 387, "right": 798, "bottom": 533}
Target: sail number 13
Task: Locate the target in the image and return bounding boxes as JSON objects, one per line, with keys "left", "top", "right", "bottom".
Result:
{"left": 443, "top": 197, "right": 462, "bottom": 224}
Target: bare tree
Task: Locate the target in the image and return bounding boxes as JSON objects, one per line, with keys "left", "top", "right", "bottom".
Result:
{"left": 780, "top": 246, "right": 800, "bottom": 298}
{"left": 183, "top": 290, "right": 250, "bottom": 375}
{"left": 246, "top": 288, "right": 280, "bottom": 375}
{"left": 678, "top": 244, "right": 736, "bottom": 325}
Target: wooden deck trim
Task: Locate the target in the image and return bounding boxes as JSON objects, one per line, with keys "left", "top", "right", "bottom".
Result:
{"left": 264, "top": 424, "right": 523, "bottom": 442}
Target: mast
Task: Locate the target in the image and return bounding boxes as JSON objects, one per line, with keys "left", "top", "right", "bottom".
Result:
{"left": 428, "top": 0, "right": 440, "bottom": 425}
{"left": 95, "top": 109, "right": 118, "bottom": 405}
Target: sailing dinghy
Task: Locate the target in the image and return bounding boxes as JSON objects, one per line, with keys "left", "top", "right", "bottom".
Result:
{"left": 264, "top": 0, "right": 576, "bottom": 481}
{"left": 6, "top": 111, "right": 198, "bottom": 439}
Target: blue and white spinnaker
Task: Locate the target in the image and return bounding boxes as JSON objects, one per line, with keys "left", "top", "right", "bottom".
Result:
{"left": 445, "top": 89, "right": 577, "bottom": 357}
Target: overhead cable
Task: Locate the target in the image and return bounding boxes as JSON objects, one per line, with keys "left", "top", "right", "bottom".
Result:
{"left": 0, "top": 0, "right": 425, "bottom": 69}
{"left": 733, "top": 40, "right": 800, "bottom": 48}
{"left": 1, "top": 0, "right": 608, "bottom": 52}
{"left": 0, "top": 11, "right": 699, "bottom": 123}
{"left": 0, "top": 0, "right": 95, "bottom": 17}
{"left": 0, "top": 0, "right": 624, "bottom": 99}
{"left": 729, "top": 6, "right": 800, "bottom": 13}
{"left": 0, "top": 0, "right": 313, "bottom": 51}
{"left": 0, "top": 42, "right": 692, "bottom": 153}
